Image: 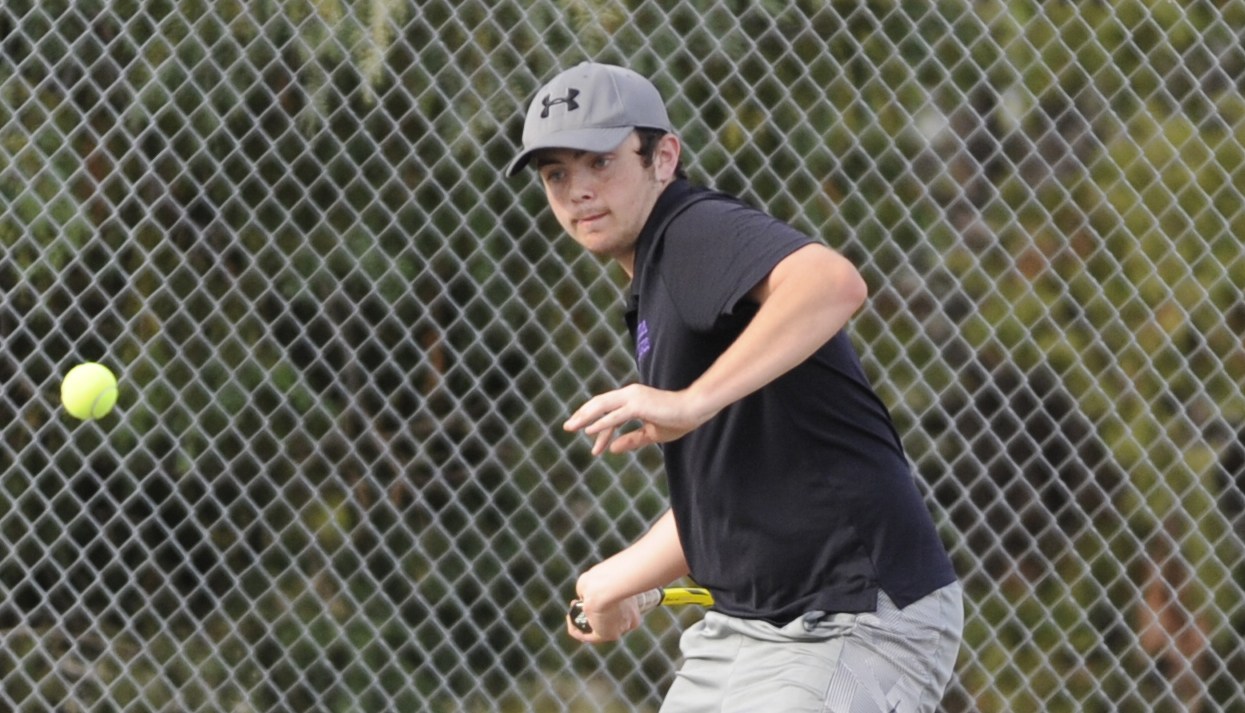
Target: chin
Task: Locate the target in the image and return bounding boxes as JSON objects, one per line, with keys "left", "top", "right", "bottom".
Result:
{"left": 577, "top": 234, "right": 621, "bottom": 256}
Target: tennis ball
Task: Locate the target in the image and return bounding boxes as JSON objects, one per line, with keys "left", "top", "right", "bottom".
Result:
{"left": 61, "top": 362, "right": 118, "bottom": 420}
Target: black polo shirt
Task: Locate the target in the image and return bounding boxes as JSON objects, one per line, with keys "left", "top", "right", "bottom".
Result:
{"left": 625, "top": 179, "right": 956, "bottom": 623}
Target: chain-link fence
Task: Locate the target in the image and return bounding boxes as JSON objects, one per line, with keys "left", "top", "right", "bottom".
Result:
{"left": 2, "top": 1, "right": 1243, "bottom": 711}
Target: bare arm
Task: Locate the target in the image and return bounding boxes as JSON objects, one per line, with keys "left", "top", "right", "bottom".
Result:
{"left": 568, "top": 509, "right": 689, "bottom": 642}
{"left": 565, "top": 243, "right": 867, "bottom": 455}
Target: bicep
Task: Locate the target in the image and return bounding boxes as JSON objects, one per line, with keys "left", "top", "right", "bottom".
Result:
{"left": 746, "top": 243, "right": 865, "bottom": 306}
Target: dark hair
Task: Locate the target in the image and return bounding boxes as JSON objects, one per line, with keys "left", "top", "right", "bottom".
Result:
{"left": 635, "top": 128, "right": 688, "bottom": 179}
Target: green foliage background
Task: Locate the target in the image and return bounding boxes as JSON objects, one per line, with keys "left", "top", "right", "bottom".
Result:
{"left": 1, "top": 1, "right": 1242, "bottom": 711}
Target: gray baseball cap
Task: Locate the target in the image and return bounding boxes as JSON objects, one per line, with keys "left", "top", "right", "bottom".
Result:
{"left": 505, "top": 62, "right": 674, "bottom": 177}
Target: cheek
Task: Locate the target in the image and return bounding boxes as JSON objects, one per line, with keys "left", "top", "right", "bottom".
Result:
{"left": 544, "top": 194, "right": 573, "bottom": 231}
{"left": 552, "top": 211, "right": 575, "bottom": 236}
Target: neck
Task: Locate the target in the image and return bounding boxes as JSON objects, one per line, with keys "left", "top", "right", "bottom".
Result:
{"left": 616, "top": 252, "right": 636, "bottom": 278}
{"left": 617, "top": 176, "right": 680, "bottom": 279}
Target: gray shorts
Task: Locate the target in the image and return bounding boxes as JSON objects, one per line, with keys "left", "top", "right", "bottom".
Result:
{"left": 659, "top": 582, "right": 963, "bottom": 713}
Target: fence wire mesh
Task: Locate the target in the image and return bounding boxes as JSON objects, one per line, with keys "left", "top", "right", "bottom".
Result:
{"left": 2, "top": 1, "right": 1244, "bottom": 711}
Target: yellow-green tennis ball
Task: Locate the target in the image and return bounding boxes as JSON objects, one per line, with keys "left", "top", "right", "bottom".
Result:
{"left": 61, "top": 362, "right": 118, "bottom": 420}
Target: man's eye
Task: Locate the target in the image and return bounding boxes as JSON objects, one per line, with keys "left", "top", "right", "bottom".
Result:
{"left": 593, "top": 156, "right": 611, "bottom": 169}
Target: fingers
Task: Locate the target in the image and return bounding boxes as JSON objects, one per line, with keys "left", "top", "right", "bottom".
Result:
{"left": 564, "top": 385, "right": 692, "bottom": 455}
{"left": 608, "top": 428, "right": 654, "bottom": 454}
{"left": 592, "top": 428, "right": 614, "bottom": 457}
{"left": 564, "top": 389, "right": 632, "bottom": 435}
{"left": 566, "top": 604, "right": 641, "bottom": 643}
{"left": 577, "top": 414, "right": 648, "bottom": 456}
{"left": 564, "top": 389, "right": 636, "bottom": 456}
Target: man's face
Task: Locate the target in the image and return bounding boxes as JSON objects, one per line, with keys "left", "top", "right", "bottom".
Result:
{"left": 535, "top": 132, "right": 676, "bottom": 270}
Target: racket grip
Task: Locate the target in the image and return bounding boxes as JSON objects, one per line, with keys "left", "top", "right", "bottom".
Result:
{"left": 568, "top": 587, "right": 664, "bottom": 634}
{"left": 633, "top": 587, "right": 663, "bottom": 613}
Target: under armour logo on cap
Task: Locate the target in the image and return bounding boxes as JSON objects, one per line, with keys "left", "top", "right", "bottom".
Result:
{"left": 540, "top": 89, "right": 580, "bottom": 118}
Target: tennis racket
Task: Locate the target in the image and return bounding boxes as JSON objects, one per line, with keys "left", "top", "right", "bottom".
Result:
{"left": 569, "top": 586, "right": 714, "bottom": 634}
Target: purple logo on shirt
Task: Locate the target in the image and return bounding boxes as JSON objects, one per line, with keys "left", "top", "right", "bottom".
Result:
{"left": 636, "top": 320, "right": 651, "bottom": 361}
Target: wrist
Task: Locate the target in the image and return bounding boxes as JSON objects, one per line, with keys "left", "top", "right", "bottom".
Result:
{"left": 576, "top": 566, "right": 622, "bottom": 609}
{"left": 681, "top": 383, "right": 722, "bottom": 427}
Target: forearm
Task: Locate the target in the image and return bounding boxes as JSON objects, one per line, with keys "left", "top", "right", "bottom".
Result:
{"left": 576, "top": 509, "right": 689, "bottom": 607}
{"left": 682, "top": 243, "right": 867, "bottom": 419}
{"left": 562, "top": 245, "right": 868, "bottom": 457}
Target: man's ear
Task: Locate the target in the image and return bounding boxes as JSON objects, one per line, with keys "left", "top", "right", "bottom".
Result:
{"left": 654, "top": 133, "right": 682, "bottom": 182}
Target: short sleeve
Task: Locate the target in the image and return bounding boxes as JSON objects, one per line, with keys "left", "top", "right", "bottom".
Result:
{"left": 658, "top": 199, "right": 815, "bottom": 331}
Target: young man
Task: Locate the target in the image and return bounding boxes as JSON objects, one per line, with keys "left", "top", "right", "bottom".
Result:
{"left": 507, "top": 62, "right": 963, "bottom": 712}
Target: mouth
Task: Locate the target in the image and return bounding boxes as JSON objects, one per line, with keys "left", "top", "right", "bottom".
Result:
{"left": 575, "top": 211, "right": 608, "bottom": 230}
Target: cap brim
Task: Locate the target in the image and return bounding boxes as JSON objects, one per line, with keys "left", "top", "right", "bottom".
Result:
{"left": 505, "top": 126, "right": 634, "bottom": 177}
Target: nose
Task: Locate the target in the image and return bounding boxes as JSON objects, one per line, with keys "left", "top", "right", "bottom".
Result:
{"left": 565, "top": 166, "right": 596, "bottom": 202}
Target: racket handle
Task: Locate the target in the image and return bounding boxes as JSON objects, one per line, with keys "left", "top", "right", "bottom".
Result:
{"left": 568, "top": 587, "right": 663, "bottom": 634}
{"left": 633, "top": 587, "right": 663, "bottom": 614}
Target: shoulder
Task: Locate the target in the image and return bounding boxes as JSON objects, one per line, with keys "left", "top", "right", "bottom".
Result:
{"left": 666, "top": 191, "right": 814, "bottom": 252}
{"left": 667, "top": 189, "right": 749, "bottom": 229}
